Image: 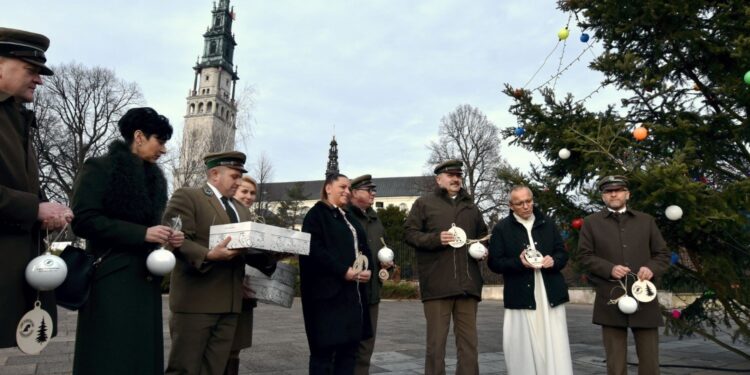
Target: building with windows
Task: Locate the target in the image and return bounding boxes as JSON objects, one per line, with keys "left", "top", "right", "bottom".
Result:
{"left": 176, "top": 0, "right": 240, "bottom": 187}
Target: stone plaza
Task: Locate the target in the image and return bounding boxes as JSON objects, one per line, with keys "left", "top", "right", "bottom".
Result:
{"left": 1, "top": 297, "right": 748, "bottom": 374}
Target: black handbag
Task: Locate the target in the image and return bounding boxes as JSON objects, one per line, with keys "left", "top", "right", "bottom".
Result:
{"left": 55, "top": 245, "right": 109, "bottom": 310}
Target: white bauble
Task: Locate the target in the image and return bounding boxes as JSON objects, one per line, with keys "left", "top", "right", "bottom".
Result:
{"left": 665, "top": 205, "right": 683, "bottom": 221}
{"left": 558, "top": 148, "right": 571, "bottom": 160}
{"left": 377, "top": 246, "right": 394, "bottom": 263}
{"left": 146, "top": 248, "right": 176, "bottom": 276}
{"left": 617, "top": 296, "right": 638, "bottom": 314}
{"left": 25, "top": 254, "right": 68, "bottom": 291}
{"left": 468, "top": 243, "right": 487, "bottom": 260}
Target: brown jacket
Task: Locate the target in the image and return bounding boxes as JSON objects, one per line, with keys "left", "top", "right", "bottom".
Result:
{"left": 579, "top": 208, "right": 670, "bottom": 327}
{"left": 164, "top": 184, "right": 254, "bottom": 314}
{"left": 404, "top": 187, "right": 487, "bottom": 301}
{"left": 0, "top": 94, "right": 56, "bottom": 348}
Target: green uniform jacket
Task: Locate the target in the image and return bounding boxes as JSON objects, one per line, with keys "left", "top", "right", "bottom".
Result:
{"left": 404, "top": 187, "right": 488, "bottom": 301}
{"left": 348, "top": 204, "right": 385, "bottom": 305}
{"left": 70, "top": 140, "right": 168, "bottom": 375}
{"left": 0, "top": 94, "right": 56, "bottom": 348}
{"left": 578, "top": 208, "right": 670, "bottom": 328}
{"left": 164, "top": 184, "right": 258, "bottom": 314}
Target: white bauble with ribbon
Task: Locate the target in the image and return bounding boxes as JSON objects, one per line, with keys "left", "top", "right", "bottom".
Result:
{"left": 665, "top": 205, "right": 683, "bottom": 221}
{"left": 377, "top": 246, "right": 394, "bottom": 263}
{"left": 146, "top": 248, "right": 176, "bottom": 276}
{"left": 25, "top": 253, "right": 68, "bottom": 291}
{"left": 617, "top": 296, "right": 638, "bottom": 314}
{"left": 468, "top": 243, "right": 487, "bottom": 260}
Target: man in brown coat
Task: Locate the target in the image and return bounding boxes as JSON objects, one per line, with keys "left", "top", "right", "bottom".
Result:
{"left": 404, "top": 160, "right": 488, "bottom": 375}
{"left": 579, "top": 175, "right": 670, "bottom": 375}
{"left": 164, "top": 151, "right": 275, "bottom": 375}
{"left": 0, "top": 27, "right": 72, "bottom": 349}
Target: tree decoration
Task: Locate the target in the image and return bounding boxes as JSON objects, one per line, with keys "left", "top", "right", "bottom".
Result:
{"left": 514, "top": 127, "right": 525, "bottom": 136}
{"left": 146, "top": 248, "right": 176, "bottom": 276}
{"left": 580, "top": 33, "right": 590, "bottom": 42}
{"left": 558, "top": 148, "right": 571, "bottom": 159}
{"left": 617, "top": 295, "right": 638, "bottom": 314}
{"left": 571, "top": 217, "right": 583, "bottom": 230}
{"left": 633, "top": 126, "right": 648, "bottom": 141}
{"left": 557, "top": 27, "right": 570, "bottom": 40}
{"left": 665, "top": 205, "right": 683, "bottom": 221}
{"left": 744, "top": 71, "right": 750, "bottom": 85}
{"left": 25, "top": 253, "right": 68, "bottom": 291}
{"left": 670, "top": 252, "right": 680, "bottom": 265}
{"left": 671, "top": 309, "right": 682, "bottom": 319}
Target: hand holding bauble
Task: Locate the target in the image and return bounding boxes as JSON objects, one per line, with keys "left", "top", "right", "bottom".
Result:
{"left": 617, "top": 295, "right": 638, "bottom": 314}
{"left": 25, "top": 253, "right": 68, "bottom": 291}
{"left": 468, "top": 242, "right": 487, "bottom": 260}
{"left": 146, "top": 248, "right": 176, "bottom": 276}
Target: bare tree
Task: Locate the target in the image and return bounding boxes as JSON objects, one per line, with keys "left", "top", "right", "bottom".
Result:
{"left": 252, "top": 151, "right": 275, "bottom": 221}
{"left": 427, "top": 104, "right": 509, "bottom": 220}
{"left": 31, "top": 63, "right": 143, "bottom": 203}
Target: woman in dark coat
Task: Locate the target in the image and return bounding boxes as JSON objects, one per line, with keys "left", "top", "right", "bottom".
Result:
{"left": 300, "top": 173, "right": 373, "bottom": 374}
{"left": 70, "top": 107, "right": 183, "bottom": 375}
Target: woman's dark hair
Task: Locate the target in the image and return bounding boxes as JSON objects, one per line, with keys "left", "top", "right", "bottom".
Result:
{"left": 320, "top": 173, "right": 348, "bottom": 201}
{"left": 118, "top": 107, "right": 173, "bottom": 143}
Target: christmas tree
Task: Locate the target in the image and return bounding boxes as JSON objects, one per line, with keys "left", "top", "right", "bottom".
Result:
{"left": 36, "top": 317, "right": 48, "bottom": 344}
{"left": 502, "top": 0, "right": 750, "bottom": 359}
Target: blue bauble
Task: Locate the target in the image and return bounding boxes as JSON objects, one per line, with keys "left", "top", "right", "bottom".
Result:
{"left": 670, "top": 252, "right": 680, "bottom": 265}
{"left": 580, "top": 33, "right": 590, "bottom": 43}
{"left": 514, "top": 127, "right": 525, "bottom": 136}
{"left": 560, "top": 230, "right": 570, "bottom": 240}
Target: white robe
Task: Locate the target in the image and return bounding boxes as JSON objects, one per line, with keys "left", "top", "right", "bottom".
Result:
{"left": 504, "top": 214, "right": 573, "bottom": 375}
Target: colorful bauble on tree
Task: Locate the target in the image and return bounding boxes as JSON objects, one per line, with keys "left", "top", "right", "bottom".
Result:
{"left": 633, "top": 126, "right": 648, "bottom": 141}
{"left": 671, "top": 309, "right": 682, "bottom": 319}
{"left": 558, "top": 148, "right": 571, "bottom": 159}
{"left": 557, "top": 27, "right": 569, "bottom": 41}
{"left": 571, "top": 217, "right": 584, "bottom": 230}
{"left": 514, "top": 127, "right": 525, "bottom": 136}
{"left": 670, "top": 252, "right": 680, "bottom": 265}
{"left": 580, "top": 33, "right": 590, "bottom": 43}
{"left": 744, "top": 71, "right": 750, "bottom": 85}
{"left": 665, "top": 205, "right": 683, "bottom": 221}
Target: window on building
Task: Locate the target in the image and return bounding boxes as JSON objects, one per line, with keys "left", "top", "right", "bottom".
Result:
{"left": 189, "top": 104, "right": 195, "bottom": 114}
{"left": 375, "top": 202, "right": 384, "bottom": 208}
{"left": 399, "top": 203, "right": 408, "bottom": 211}
{"left": 209, "top": 41, "right": 217, "bottom": 54}
{"left": 206, "top": 102, "right": 213, "bottom": 113}
{"left": 205, "top": 74, "right": 210, "bottom": 81}
{"left": 198, "top": 103, "right": 204, "bottom": 113}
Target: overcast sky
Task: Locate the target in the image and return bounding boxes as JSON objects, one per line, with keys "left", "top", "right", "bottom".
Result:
{"left": 3, "top": 1, "right": 621, "bottom": 182}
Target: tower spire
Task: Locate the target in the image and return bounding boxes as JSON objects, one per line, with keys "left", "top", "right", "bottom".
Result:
{"left": 326, "top": 136, "right": 339, "bottom": 178}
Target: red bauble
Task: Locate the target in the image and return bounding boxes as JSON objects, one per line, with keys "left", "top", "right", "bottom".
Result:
{"left": 571, "top": 218, "right": 584, "bottom": 230}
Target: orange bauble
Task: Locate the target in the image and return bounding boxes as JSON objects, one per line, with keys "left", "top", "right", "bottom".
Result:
{"left": 633, "top": 127, "right": 649, "bottom": 141}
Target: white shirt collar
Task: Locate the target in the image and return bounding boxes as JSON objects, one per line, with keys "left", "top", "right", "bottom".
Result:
{"left": 607, "top": 206, "right": 627, "bottom": 214}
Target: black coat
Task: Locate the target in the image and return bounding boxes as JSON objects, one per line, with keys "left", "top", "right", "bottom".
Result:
{"left": 70, "top": 140, "right": 168, "bottom": 375}
{"left": 300, "top": 201, "right": 372, "bottom": 349}
{"left": 488, "top": 207, "right": 569, "bottom": 309}
{"left": 0, "top": 96, "right": 56, "bottom": 348}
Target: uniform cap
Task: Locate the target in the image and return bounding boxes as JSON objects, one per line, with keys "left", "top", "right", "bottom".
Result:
{"left": 203, "top": 151, "right": 247, "bottom": 173}
{"left": 434, "top": 159, "right": 463, "bottom": 175}
{"left": 0, "top": 28, "right": 53, "bottom": 75}
{"left": 597, "top": 175, "right": 629, "bottom": 192}
{"left": 351, "top": 174, "right": 376, "bottom": 190}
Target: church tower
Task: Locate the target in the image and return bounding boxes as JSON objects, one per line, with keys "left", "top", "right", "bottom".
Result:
{"left": 325, "top": 136, "right": 339, "bottom": 178}
{"left": 177, "top": 0, "right": 240, "bottom": 187}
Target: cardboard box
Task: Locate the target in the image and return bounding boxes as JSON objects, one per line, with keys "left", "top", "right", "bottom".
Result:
{"left": 209, "top": 222, "right": 310, "bottom": 255}
{"left": 244, "top": 262, "right": 298, "bottom": 308}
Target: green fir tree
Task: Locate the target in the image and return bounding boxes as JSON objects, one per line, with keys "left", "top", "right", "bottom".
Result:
{"left": 502, "top": 0, "right": 750, "bottom": 359}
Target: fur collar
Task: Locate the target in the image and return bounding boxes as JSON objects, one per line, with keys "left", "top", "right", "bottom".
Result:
{"left": 100, "top": 140, "right": 168, "bottom": 226}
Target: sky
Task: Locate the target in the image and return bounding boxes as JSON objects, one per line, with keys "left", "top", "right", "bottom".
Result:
{"left": 3, "top": 1, "right": 622, "bottom": 182}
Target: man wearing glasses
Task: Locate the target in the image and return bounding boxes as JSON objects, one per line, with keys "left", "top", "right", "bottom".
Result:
{"left": 579, "top": 175, "right": 669, "bottom": 375}
{"left": 347, "top": 174, "right": 388, "bottom": 375}
{"left": 488, "top": 185, "right": 573, "bottom": 374}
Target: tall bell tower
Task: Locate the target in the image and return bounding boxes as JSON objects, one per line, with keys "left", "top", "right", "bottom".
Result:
{"left": 177, "top": 0, "right": 240, "bottom": 187}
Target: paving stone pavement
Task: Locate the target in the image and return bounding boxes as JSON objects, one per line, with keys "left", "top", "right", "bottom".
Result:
{"left": 1, "top": 297, "right": 748, "bottom": 374}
